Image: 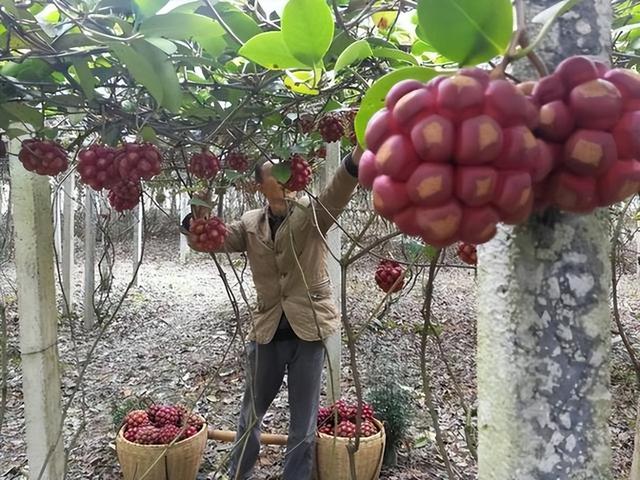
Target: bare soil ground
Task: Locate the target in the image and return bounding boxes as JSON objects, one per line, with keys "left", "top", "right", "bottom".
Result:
{"left": 1, "top": 236, "right": 638, "bottom": 480}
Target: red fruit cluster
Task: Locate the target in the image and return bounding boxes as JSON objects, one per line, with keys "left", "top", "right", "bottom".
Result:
{"left": 530, "top": 56, "right": 640, "bottom": 212}
{"left": 115, "top": 142, "right": 163, "bottom": 182}
{"left": 361, "top": 68, "right": 543, "bottom": 247}
{"left": 108, "top": 180, "right": 141, "bottom": 212}
{"left": 226, "top": 151, "right": 249, "bottom": 172}
{"left": 317, "top": 399, "right": 378, "bottom": 438}
{"left": 188, "top": 150, "right": 220, "bottom": 180}
{"left": 375, "top": 259, "right": 404, "bottom": 293}
{"left": 121, "top": 403, "right": 206, "bottom": 445}
{"left": 284, "top": 154, "right": 312, "bottom": 191}
{"left": 78, "top": 144, "right": 118, "bottom": 190}
{"left": 318, "top": 114, "right": 345, "bottom": 143}
{"left": 188, "top": 216, "right": 228, "bottom": 252}
{"left": 457, "top": 242, "right": 477, "bottom": 265}
{"left": 18, "top": 139, "right": 69, "bottom": 176}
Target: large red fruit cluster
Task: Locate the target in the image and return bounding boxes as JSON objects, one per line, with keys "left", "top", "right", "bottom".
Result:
{"left": 318, "top": 113, "right": 346, "bottom": 143}
{"left": 77, "top": 144, "right": 118, "bottom": 190}
{"left": 121, "top": 404, "right": 205, "bottom": 445}
{"left": 374, "top": 259, "right": 405, "bottom": 293}
{"left": 188, "top": 150, "right": 220, "bottom": 180}
{"left": 18, "top": 139, "right": 69, "bottom": 176}
{"left": 284, "top": 154, "right": 312, "bottom": 191}
{"left": 226, "top": 151, "right": 249, "bottom": 172}
{"left": 457, "top": 242, "right": 477, "bottom": 265}
{"left": 317, "top": 399, "right": 378, "bottom": 438}
{"left": 530, "top": 56, "right": 640, "bottom": 212}
{"left": 115, "top": 142, "right": 163, "bottom": 182}
{"left": 360, "top": 68, "right": 543, "bottom": 247}
{"left": 108, "top": 180, "right": 141, "bottom": 212}
{"left": 188, "top": 216, "right": 228, "bottom": 252}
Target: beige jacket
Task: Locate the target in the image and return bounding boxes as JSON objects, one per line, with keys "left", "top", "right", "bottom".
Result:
{"left": 211, "top": 163, "right": 358, "bottom": 343}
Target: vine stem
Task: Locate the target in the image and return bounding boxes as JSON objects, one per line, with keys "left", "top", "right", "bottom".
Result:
{"left": 420, "top": 250, "right": 456, "bottom": 480}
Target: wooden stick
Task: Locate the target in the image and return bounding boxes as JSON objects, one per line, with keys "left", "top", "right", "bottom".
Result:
{"left": 207, "top": 428, "right": 289, "bottom": 446}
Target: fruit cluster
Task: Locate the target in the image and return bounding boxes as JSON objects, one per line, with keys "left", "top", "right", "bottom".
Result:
{"left": 304, "top": 110, "right": 358, "bottom": 145}
{"left": 528, "top": 56, "right": 640, "bottom": 212}
{"left": 374, "top": 259, "right": 405, "bottom": 293}
{"left": 18, "top": 139, "right": 69, "bottom": 176}
{"left": 225, "top": 151, "right": 249, "bottom": 172}
{"left": 76, "top": 141, "right": 164, "bottom": 212}
{"left": 188, "top": 216, "right": 228, "bottom": 252}
{"left": 284, "top": 153, "right": 313, "bottom": 191}
{"left": 77, "top": 144, "right": 118, "bottom": 190}
{"left": 121, "top": 404, "right": 205, "bottom": 445}
{"left": 360, "top": 68, "right": 541, "bottom": 247}
{"left": 188, "top": 150, "right": 220, "bottom": 180}
{"left": 317, "top": 399, "right": 378, "bottom": 438}
{"left": 457, "top": 242, "right": 477, "bottom": 265}
{"left": 359, "top": 56, "right": 640, "bottom": 247}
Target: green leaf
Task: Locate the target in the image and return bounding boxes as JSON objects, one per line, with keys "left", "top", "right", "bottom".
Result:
{"left": 140, "top": 125, "right": 157, "bottom": 142}
{"left": 416, "top": 0, "right": 513, "bottom": 66}
{"left": 111, "top": 43, "right": 164, "bottom": 106}
{"left": 131, "top": 39, "right": 183, "bottom": 112}
{"left": 4, "top": 128, "right": 29, "bottom": 139}
{"left": 532, "top": 0, "right": 584, "bottom": 24}
{"left": 198, "top": 35, "right": 227, "bottom": 58}
{"left": 283, "top": 70, "right": 320, "bottom": 95}
{"left": 281, "top": 0, "right": 334, "bottom": 66}
{"left": 145, "top": 37, "right": 178, "bottom": 54}
{"left": 71, "top": 60, "right": 97, "bottom": 100}
{"left": 355, "top": 66, "right": 438, "bottom": 149}
{"left": 133, "top": 0, "right": 169, "bottom": 19}
{"left": 139, "top": 12, "right": 225, "bottom": 39}
{"left": 1, "top": 103, "right": 44, "bottom": 130}
{"left": 216, "top": 2, "right": 262, "bottom": 43}
{"left": 0, "top": 59, "right": 53, "bottom": 82}
{"left": 334, "top": 39, "right": 373, "bottom": 73}
{"left": 189, "top": 197, "right": 213, "bottom": 209}
{"left": 372, "top": 47, "right": 418, "bottom": 65}
{"left": 272, "top": 163, "right": 292, "bottom": 183}
{"left": 239, "top": 32, "right": 309, "bottom": 70}
{"left": 423, "top": 244, "right": 439, "bottom": 261}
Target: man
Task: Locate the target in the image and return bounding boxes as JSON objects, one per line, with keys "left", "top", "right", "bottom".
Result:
{"left": 181, "top": 146, "right": 362, "bottom": 479}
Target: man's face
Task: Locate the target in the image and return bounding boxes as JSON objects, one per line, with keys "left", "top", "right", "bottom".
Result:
{"left": 257, "top": 163, "right": 296, "bottom": 202}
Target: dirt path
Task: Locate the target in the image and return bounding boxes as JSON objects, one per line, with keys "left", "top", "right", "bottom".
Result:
{"left": 1, "top": 237, "right": 638, "bottom": 479}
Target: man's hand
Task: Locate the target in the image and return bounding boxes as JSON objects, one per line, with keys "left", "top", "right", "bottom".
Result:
{"left": 191, "top": 190, "right": 213, "bottom": 219}
{"left": 187, "top": 190, "right": 214, "bottom": 252}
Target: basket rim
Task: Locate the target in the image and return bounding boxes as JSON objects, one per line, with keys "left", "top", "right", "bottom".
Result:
{"left": 116, "top": 420, "right": 207, "bottom": 449}
{"left": 316, "top": 417, "right": 385, "bottom": 442}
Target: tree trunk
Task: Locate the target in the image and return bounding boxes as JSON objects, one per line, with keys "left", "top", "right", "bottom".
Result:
{"left": 477, "top": 1, "right": 613, "bottom": 479}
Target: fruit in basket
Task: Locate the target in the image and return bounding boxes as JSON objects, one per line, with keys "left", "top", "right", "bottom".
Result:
{"left": 336, "top": 420, "right": 357, "bottom": 438}
{"left": 122, "top": 403, "right": 205, "bottom": 445}
{"left": 135, "top": 425, "right": 160, "bottom": 445}
{"left": 124, "top": 410, "right": 150, "bottom": 429}
{"left": 157, "top": 424, "right": 182, "bottom": 444}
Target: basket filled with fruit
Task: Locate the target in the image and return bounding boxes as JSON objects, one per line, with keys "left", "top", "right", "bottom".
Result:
{"left": 315, "top": 399, "right": 385, "bottom": 480}
{"left": 115, "top": 403, "right": 207, "bottom": 480}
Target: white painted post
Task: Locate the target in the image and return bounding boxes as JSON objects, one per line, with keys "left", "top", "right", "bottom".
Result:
{"left": 179, "top": 193, "right": 191, "bottom": 263}
{"left": 323, "top": 141, "right": 342, "bottom": 403}
{"left": 9, "top": 135, "right": 65, "bottom": 479}
{"left": 61, "top": 173, "right": 75, "bottom": 317}
{"left": 132, "top": 202, "right": 143, "bottom": 286}
{"left": 53, "top": 186, "right": 62, "bottom": 261}
{"left": 477, "top": 1, "right": 613, "bottom": 478}
{"left": 84, "top": 188, "right": 96, "bottom": 329}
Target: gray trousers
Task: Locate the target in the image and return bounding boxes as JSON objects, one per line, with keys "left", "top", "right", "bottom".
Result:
{"left": 228, "top": 338, "right": 325, "bottom": 480}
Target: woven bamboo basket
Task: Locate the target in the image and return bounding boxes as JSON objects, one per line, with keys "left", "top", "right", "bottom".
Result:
{"left": 115, "top": 421, "right": 207, "bottom": 480}
{"left": 314, "top": 418, "right": 385, "bottom": 480}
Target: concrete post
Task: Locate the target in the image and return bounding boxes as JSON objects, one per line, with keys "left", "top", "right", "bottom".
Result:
{"left": 477, "top": 1, "right": 613, "bottom": 479}
{"left": 322, "top": 141, "right": 342, "bottom": 403}
{"left": 53, "top": 186, "right": 62, "bottom": 261}
{"left": 84, "top": 188, "right": 96, "bottom": 329}
{"left": 61, "top": 173, "right": 75, "bottom": 316}
{"left": 132, "top": 202, "right": 143, "bottom": 286}
{"left": 9, "top": 136, "right": 65, "bottom": 479}
{"left": 179, "top": 193, "right": 191, "bottom": 263}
